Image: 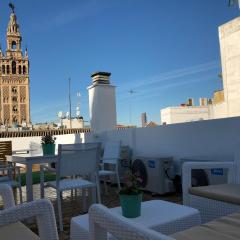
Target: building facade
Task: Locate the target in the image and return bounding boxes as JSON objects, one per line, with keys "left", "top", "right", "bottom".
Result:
{"left": 0, "top": 9, "right": 30, "bottom": 126}
{"left": 161, "top": 105, "right": 210, "bottom": 125}
{"left": 161, "top": 17, "right": 240, "bottom": 125}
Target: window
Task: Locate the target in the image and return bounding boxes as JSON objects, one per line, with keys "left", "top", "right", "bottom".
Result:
{"left": 7, "top": 65, "right": 10, "bottom": 74}
{"left": 12, "top": 106, "right": 18, "bottom": 113}
{"left": 23, "top": 66, "right": 26, "bottom": 74}
{"left": 12, "top": 87, "right": 17, "bottom": 94}
{"left": 12, "top": 96, "right": 17, "bottom": 102}
{"left": 18, "top": 65, "right": 22, "bottom": 74}
{"left": 2, "top": 65, "right": 5, "bottom": 74}
{"left": 12, "top": 116, "right": 17, "bottom": 124}
{"left": 12, "top": 61, "right": 16, "bottom": 74}
{"left": 12, "top": 41, "right": 17, "bottom": 50}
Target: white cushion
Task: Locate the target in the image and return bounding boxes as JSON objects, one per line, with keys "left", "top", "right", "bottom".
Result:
{"left": 47, "top": 178, "right": 96, "bottom": 191}
{"left": 0, "top": 222, "right": 39, "bottom": 240}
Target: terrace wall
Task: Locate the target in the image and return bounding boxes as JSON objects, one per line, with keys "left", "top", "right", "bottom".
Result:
{"left": 84, "top": 116, "right": 240, "bottom": 173}
{"left": 2, "top": 117, "right": 240, "bottom": 174}
{"left": 0, "top": 131, "right": 86, "bottom": 151}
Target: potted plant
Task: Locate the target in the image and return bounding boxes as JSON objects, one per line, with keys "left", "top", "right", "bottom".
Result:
{"left": 41, "top": 134, "right": 56, "bottom": 156}
{"left": 119, "top": 168, "right": 143, "bottom": 218}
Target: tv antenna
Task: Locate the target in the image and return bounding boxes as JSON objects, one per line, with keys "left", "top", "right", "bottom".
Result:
{"left": 68, "top": 78, "right": 72, "bottom": 128}
{"left": 57, "top": 111, "right": 65, "bottom": 128}
{"left": 128, "top": 89, "right": 137, "bottom": 125}
{"left": 76, "top": 91, "right": 81, "bottom": 117}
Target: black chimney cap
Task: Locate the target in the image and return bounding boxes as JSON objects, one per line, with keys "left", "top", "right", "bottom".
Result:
{"left": 91, "top": 72, "right": 111, "bottom": 78}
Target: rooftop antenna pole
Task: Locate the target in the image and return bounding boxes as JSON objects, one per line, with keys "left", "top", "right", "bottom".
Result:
{"left": 128, "top": 89, "right": 136, "bottom": 125}
{"left": 76, "top": 91, "right": 81, "bottom": 118}
{"left": 68, "top": 78, "right": 72, "bottom": 128}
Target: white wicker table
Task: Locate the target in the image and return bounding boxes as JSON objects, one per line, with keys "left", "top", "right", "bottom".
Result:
{"left": 70, "top": 200, "right": 201, "bottom": 240}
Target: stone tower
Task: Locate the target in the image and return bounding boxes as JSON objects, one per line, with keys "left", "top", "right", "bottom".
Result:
{"left": 0, "top": 7, "right": 30, "bottom": 126}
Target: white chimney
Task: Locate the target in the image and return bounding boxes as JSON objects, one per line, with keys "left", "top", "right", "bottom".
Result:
{"left": 88, "top": 72, "right": 117, "bottom": 133}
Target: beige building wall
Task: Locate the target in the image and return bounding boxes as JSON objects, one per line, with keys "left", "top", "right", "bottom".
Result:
{"left": 160, "top": 17, "right": 240, "bottom": 125}
{"left": 213, "top": 90, "right": 224, "bottom": 104}
{"left": 161, "top": 106, "right": 209, "bottom": 124}
{"left": 62, "top": 118, "right": 84, "bottom": 129}
{"left": 219, "top": 17, "right": 240, "bottom": 117}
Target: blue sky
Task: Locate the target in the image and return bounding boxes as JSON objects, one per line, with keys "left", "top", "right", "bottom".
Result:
{"left": 0, "top": 0, "right": 239, "bottom": 126}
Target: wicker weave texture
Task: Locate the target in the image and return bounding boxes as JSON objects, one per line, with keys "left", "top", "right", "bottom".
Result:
{"left": 0, "top": 184, "right": 59, "bottom": 240}
{"left": 89, "top": 204, "right": 174, "bottom": 240}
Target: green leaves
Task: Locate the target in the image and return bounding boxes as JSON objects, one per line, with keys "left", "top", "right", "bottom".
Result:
{"left": 41, "top": 134, "right": 56, "bottom": 144}
{"left": 119, "top": 169, "right": 142, "bottom": 195}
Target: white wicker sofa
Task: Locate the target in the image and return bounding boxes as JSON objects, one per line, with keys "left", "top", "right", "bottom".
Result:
{"left": 182, "top": 161, "right": 240, "bottom": 223}
{"left": 89, "top": 203, "right": 240, "bottom": 240}
{"left": 0, "top": 184, "right": 59, "bottom": 240}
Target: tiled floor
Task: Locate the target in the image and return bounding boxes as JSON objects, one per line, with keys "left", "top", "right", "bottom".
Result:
{"left": 1, "top": 184, "right": 181, "bottom": 240}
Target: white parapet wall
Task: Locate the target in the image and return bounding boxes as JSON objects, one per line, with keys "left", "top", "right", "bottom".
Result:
{"left": 84, "top": 117, "right": 240, "bottom": 173}
{"left": 0, "top": 133, "right": 85, "bottom": 151}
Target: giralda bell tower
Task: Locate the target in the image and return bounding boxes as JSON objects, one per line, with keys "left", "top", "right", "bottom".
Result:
{"left": 0, "top": 3, "right": 30, "bottom": 126}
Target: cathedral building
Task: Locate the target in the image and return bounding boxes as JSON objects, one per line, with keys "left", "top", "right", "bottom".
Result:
{"left": 0, "top": 6, "right": 30, "bottom": 126}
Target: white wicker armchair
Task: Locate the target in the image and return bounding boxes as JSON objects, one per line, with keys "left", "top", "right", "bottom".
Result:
{"left": 182, "top": 161, "right": 240, "bottom": 223}
{"left": 0, "top": 184, "right": 59, "bottom": 240}
{"left": 89, "top": 204, "right": 174, "bottom": 240}
{"left": 0, "top": 164, "right": 23, "bottom": 203}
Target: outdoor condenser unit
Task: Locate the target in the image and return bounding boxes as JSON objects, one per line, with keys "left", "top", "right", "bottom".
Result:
{"left": 132, "top": 157, "right": 175, "bottom": 195}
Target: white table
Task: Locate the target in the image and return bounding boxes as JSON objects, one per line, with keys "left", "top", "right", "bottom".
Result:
{"left": 7, "top": 153, "right": 58, "bottom": 202}
{"left": 70, "top": 200, "right": 201, "bottom": 240}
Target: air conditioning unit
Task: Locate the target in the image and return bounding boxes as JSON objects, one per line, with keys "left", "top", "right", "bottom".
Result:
{"left": 132, "top": 157, "right": 175, "bottom": 195}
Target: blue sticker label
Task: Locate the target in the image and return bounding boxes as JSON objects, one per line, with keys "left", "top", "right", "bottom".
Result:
{"left": 211, "top": 168, "right": 224, "bottom": 176}
{"left": 148, "top": 160, "right": 155, "bottom": 168}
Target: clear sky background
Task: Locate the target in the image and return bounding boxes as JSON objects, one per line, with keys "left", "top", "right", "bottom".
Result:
{"left": 0, "top": 0, "right": 239, "bottom": 126}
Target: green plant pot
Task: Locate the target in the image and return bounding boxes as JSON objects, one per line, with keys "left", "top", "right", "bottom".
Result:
{"left": 119, "top": 193, "right": 142, "bottom": 218}
{"left": 42, "top": 144, "right": 55, "bottom": 156}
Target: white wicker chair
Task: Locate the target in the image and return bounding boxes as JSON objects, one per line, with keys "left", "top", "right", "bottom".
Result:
{"left": 0, "top": 184, "right": 59, "bottom": 240}
{"left": 40, "top": 143, "right": 101, "bottom": 232}
{"left": 182, "top": 161, "right": 240, "bottom": 223}
{"left": 99, "top": 141, "right": 121, "bottom": 194}
{"left": 0, "top": 164, "right": 22, "bottom": 203}
{"left": 89, "top": 204, "right": 174, "bottom": 240}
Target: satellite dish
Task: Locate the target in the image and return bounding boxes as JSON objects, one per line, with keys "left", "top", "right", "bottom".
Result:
{"left": 57, "top": 111, "right": 64, "bottom": 118}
